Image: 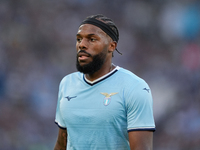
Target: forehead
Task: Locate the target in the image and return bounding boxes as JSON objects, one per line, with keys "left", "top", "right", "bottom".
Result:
{"left": 77, "top": 24, "right": 106, "bottom": 37}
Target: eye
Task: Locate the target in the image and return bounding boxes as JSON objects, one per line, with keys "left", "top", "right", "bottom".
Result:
{"left": 76, "top": 38, "right": 82, "bottom": 42}
{"left": 90, "top": 38, "right": 96, "bottom": 42}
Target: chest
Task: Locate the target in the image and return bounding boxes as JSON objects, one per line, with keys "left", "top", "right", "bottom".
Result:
{"left": 59, "top": 83, "right": 127, "bottom": 128}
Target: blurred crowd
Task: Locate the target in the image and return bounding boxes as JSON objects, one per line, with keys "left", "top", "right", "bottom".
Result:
{"left": 0, "top": 0, "right": 200, "bottom": 149}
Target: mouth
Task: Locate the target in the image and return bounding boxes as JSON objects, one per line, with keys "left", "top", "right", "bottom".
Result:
{"left": 77, "top": 50, "right": 91, "bottom": 62}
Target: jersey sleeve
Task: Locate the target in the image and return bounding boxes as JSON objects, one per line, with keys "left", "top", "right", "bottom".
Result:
{"left": 55, "top": 78, "right": 66, "bottom": 129}
{"left": 125, "top": 80, "right": 155, "bottom": 132}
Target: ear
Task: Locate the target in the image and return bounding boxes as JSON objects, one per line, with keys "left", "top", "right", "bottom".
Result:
{"left": 108, "top": 41, "right": 117, "bottom": 53}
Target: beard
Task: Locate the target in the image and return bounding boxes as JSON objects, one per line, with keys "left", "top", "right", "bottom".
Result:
{"left": 76, "top": 50, "right": 107, "bottom": 74}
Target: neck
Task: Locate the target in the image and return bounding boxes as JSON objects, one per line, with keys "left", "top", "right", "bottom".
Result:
{"left": 85, "top": 63, "right": 116, "bottom": 81}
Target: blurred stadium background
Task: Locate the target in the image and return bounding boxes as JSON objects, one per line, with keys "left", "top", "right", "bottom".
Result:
{"left": 0, "top": 0, "right": 200, "bottom": 149}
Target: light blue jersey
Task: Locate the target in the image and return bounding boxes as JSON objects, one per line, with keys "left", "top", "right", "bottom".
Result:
{"left": 55, "top": 66, "right": 155, "bottom": 150}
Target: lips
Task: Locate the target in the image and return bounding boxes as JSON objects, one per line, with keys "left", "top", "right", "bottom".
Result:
{"left": 78, "top": 52, "right": 90, "bottom": 58}
{"left": 77, "top": 50, "right": 91, "bottom": 61}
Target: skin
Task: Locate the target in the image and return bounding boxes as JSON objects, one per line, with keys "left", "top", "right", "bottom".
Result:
{"left": 129, "top": 131, "right": 153, "bottom": 150}
{"left": 54, "top": 24, "right": 154, "bottom": 150}
{"left": 76, "top": 24, "right": 116, "bottom": 81}
{"left": 54, "top": 128, "right": 67, "bottom": 150}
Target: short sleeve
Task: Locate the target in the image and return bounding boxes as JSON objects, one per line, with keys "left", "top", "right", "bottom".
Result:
{"left": 55, "top": 78, "right": 66, "bottom": 129}
{"left": 126, "top": 81, "right": 155, "bottom": 132}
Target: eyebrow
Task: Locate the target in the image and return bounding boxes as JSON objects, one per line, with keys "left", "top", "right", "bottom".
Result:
{"left": 76, "top": 33, "right": 96, "bottom": 37}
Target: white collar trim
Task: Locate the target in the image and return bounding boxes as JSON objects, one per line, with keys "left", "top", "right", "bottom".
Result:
{"left": 84, "top": 66, "right": 120, "bottom": 85}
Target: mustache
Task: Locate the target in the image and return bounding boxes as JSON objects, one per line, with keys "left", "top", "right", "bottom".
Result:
{"left": 77, "top": 50, "right": 92, "bottom": 57}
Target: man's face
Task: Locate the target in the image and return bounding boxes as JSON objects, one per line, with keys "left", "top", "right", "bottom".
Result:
{"left": 76, "top": 24, "right": 111, "bottom": 74}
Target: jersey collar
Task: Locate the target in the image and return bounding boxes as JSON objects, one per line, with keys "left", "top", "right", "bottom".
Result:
{"left": 83, "top": 66, "right": 120, "bottom": 86}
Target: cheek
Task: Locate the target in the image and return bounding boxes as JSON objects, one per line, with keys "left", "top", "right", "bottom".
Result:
{"left": 101, "top": 43, "right": 110, "bottom": 53}
{"left": 93, "top": 45, "right": 107, "bottom": 55}
{"left": 76, "top": 43, "right": 79, "bottom": 51}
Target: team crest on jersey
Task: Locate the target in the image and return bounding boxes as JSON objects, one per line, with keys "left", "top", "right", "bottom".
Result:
{"left": 101, "top": 92, "right": 118, "bottom": 106}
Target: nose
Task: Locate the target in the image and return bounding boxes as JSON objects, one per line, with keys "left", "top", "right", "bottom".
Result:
{"left": 78, "top": 38, "right": 88, "bottom": 50}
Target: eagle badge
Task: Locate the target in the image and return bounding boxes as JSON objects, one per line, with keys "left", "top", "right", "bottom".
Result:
{"left": 101, "top": 92, "right": 118, "bottom": 106}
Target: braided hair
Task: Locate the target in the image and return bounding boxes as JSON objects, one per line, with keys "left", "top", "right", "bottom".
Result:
{"left": 84, "top": 14, "right": 122, "bottom": 56}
